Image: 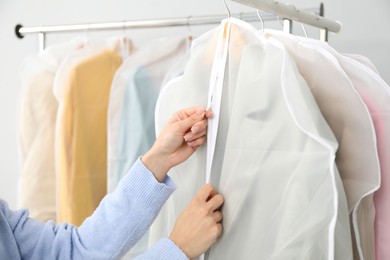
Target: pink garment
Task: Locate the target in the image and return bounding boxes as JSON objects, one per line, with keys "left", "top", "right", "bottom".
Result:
{"left": 373, "top": 113, "right": 390, "bottom": 260}
{"left": 334, "top": 53, "right": 390, "bottom": 260}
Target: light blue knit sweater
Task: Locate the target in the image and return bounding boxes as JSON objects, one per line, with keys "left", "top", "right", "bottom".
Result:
{"left": 0, "top": 158, "right": 188, "bottom": 260}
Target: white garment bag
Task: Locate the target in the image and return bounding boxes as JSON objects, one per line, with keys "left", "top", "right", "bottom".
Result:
{"left": 18, "top": 38, "right": 85, "bottom": 222}
{"left": 266, "top": 30, "right": 380, "bottom": 260}
{"left": 342, "top": 53, "right": 380, "bottom": 74}
{"left": 151, "top": 18, "right": 352, "bottom": 260}
{"left": 321, "top": 43, "right": 390, "bottom": 260}
{"left": 336, "top": 56, "right": 390, "bottom": 260}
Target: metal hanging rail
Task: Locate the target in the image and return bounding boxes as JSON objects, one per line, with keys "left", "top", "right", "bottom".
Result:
{"left": 16, "top": 12, "right": 299, "bottom": 52}
{"left": 14, "top": 3, "right": 338, "bottom": 52}
{"left": 15, "top": 10, "right": 317, "bottom": 37}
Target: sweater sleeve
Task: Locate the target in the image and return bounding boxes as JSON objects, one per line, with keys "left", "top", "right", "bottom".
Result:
{"left": 9, "top": 158, "right": 177, "bottom": 259}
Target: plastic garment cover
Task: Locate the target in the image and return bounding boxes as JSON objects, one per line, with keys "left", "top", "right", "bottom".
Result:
{"left": 160, "top": 48, "right": 191, "bottom": 90}
{"left": 18, "top": 38, "right": 85, "bottom": 222}
{"left": 341, "top": 53, "right": 380, "bottom": 74}
{"left": 151, "top": 18, "right": 352, "bottom": 260}
{"left": 266, "top": 30, "right": 380, "bottom": 260}
{"left": 322, "top": 45, "right": 390, "bottom": 260}
{"left": 337, "top": 56, "right": 390, "bottom": 260}
{"left": 348, "top": 66, "right": 390, "bottom": 260}
{"left": 53, "top": 37, "right": 135, "bottom": 226}
{"left": 107, "top": 36, "right": 190, "bottom": 192}
{"left": 107, "top": 36, "right": 190, "bottom": 258}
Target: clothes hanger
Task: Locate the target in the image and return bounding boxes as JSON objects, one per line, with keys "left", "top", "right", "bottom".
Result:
{"left": 256, "top": 9, "right": 265, "bottom": 32}
{"left": 301, "top": 22, "right": 308, "bottom": 38}
{"left": 186, "top": 15, "right": 195, "bottom": 42}
{"left": 82, "top": 23, "right": 91, "bottom": 47}
{"left": 223, "top": 0, "right": 231, "bottom": 19}
{"left": 120, "top": 20, "right": 131, "bottom": 60}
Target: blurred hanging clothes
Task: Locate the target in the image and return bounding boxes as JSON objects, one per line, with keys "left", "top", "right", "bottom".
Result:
{"left": 150, "top": 18, "right": 352, "bottom": 260}
{"left": 107, "top": 36, "right": 190, "bottom": 258}
{"left": 107, "top": 36, "right": 190, "bottom": 193}
{"left": 53, "top": 37, "right": 135, "bottom": 226}
{"left": 266, "top": 30, "right": 380, "bottom": 260}
{"left": 17, "top": 38, "right": 85, "bottom": 222}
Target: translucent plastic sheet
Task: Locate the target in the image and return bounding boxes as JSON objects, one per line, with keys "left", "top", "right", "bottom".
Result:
{"left": 322, "top": 42, "right": 390, "bottom": 260}
{"left": 18, "top": 38, "right": 85, "bottom": 222}
{"left": 151, "top": 19, "right": 350, "bottom": 260}
{"left": 107, "top": 36, "right": 190, "bottom": 258}
{"left": 107, "top": 36, "right": 190, "bottom": 192}
{"left": 267, "top": 30, "right": 380, "bottom": 260}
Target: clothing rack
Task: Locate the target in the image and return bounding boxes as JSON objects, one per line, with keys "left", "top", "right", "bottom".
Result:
{"left": 15, "top": 2, "right": 339, "bottom": 52}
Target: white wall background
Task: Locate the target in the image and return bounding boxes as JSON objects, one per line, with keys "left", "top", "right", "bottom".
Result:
{"left": 0, "top": 0, "right": 389, "bottom": 209}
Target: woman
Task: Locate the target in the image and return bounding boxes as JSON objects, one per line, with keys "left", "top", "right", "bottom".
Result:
{"left": 0, "top": 106, "right": 223, "bottom": 259}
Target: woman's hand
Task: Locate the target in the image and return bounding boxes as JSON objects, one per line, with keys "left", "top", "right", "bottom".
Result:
{"left": 142, "top": 106, "right": 212, "bottom": 182}
{"left": 169, "top": 184, "right": 224, "bottom": 259}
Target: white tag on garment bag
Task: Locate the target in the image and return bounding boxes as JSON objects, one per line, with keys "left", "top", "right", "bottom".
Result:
{"left": 200, "top": 20, "right": 232, "bottom": 260}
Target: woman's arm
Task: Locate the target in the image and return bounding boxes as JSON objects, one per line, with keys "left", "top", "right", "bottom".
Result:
{"left": 7, "top": 158, "right": 176, "bottom": 259}
{"left": 5, "top": 106, "right": 217, "bottom": 260}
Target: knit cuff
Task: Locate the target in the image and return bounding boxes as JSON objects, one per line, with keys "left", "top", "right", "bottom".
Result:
{"left": 116, "top": 158, "right": 176, "bottom": 211}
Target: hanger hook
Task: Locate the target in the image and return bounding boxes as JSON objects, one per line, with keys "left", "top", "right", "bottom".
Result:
{"left": 276, "top": 15, "right": 283, "bottom": 28}
{"left": 186, "top": 15, "right": 192, "bottom": 34}
{"left": 223, "top": 0, "right": 231, "bottom": 19}
{"left": 122, "top": 20, "right": 127, "bottom": 39}
{"left": 187, "top": 15, "right": 192, "bottom": 40}
{"left": 256, "top": 9, "right": 264, "bottom": 32}
{"left": 301, "top": 23, "right": 308, "bottom": 38}
{"left": 120, "top": 20, "right": 130, "bottom": 60}
{"left": 84, "top": 23, "right": 91, "bottom": 44}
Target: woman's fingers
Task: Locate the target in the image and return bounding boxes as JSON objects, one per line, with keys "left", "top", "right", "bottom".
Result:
{"left": 197, "top": 184, "right": 217, "bottom": 202}
{"left": 212, "top": 210, "right": 223, "bottom": 223}
{"left": 187, "top": 136, "right": 207, "bottom": 147}
{"left": 184, "top": 118, "right": 208, "bottom": 142}
{"left": 207, "top": 194, "right": 224, "bottom": 212}
{"left": 191, "top": 119, "right": 208, "bottom": 134}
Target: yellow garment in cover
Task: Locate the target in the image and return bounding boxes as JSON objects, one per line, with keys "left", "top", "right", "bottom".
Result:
{"left": 56, "top": 49, "right": 122, "bottom": 226}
